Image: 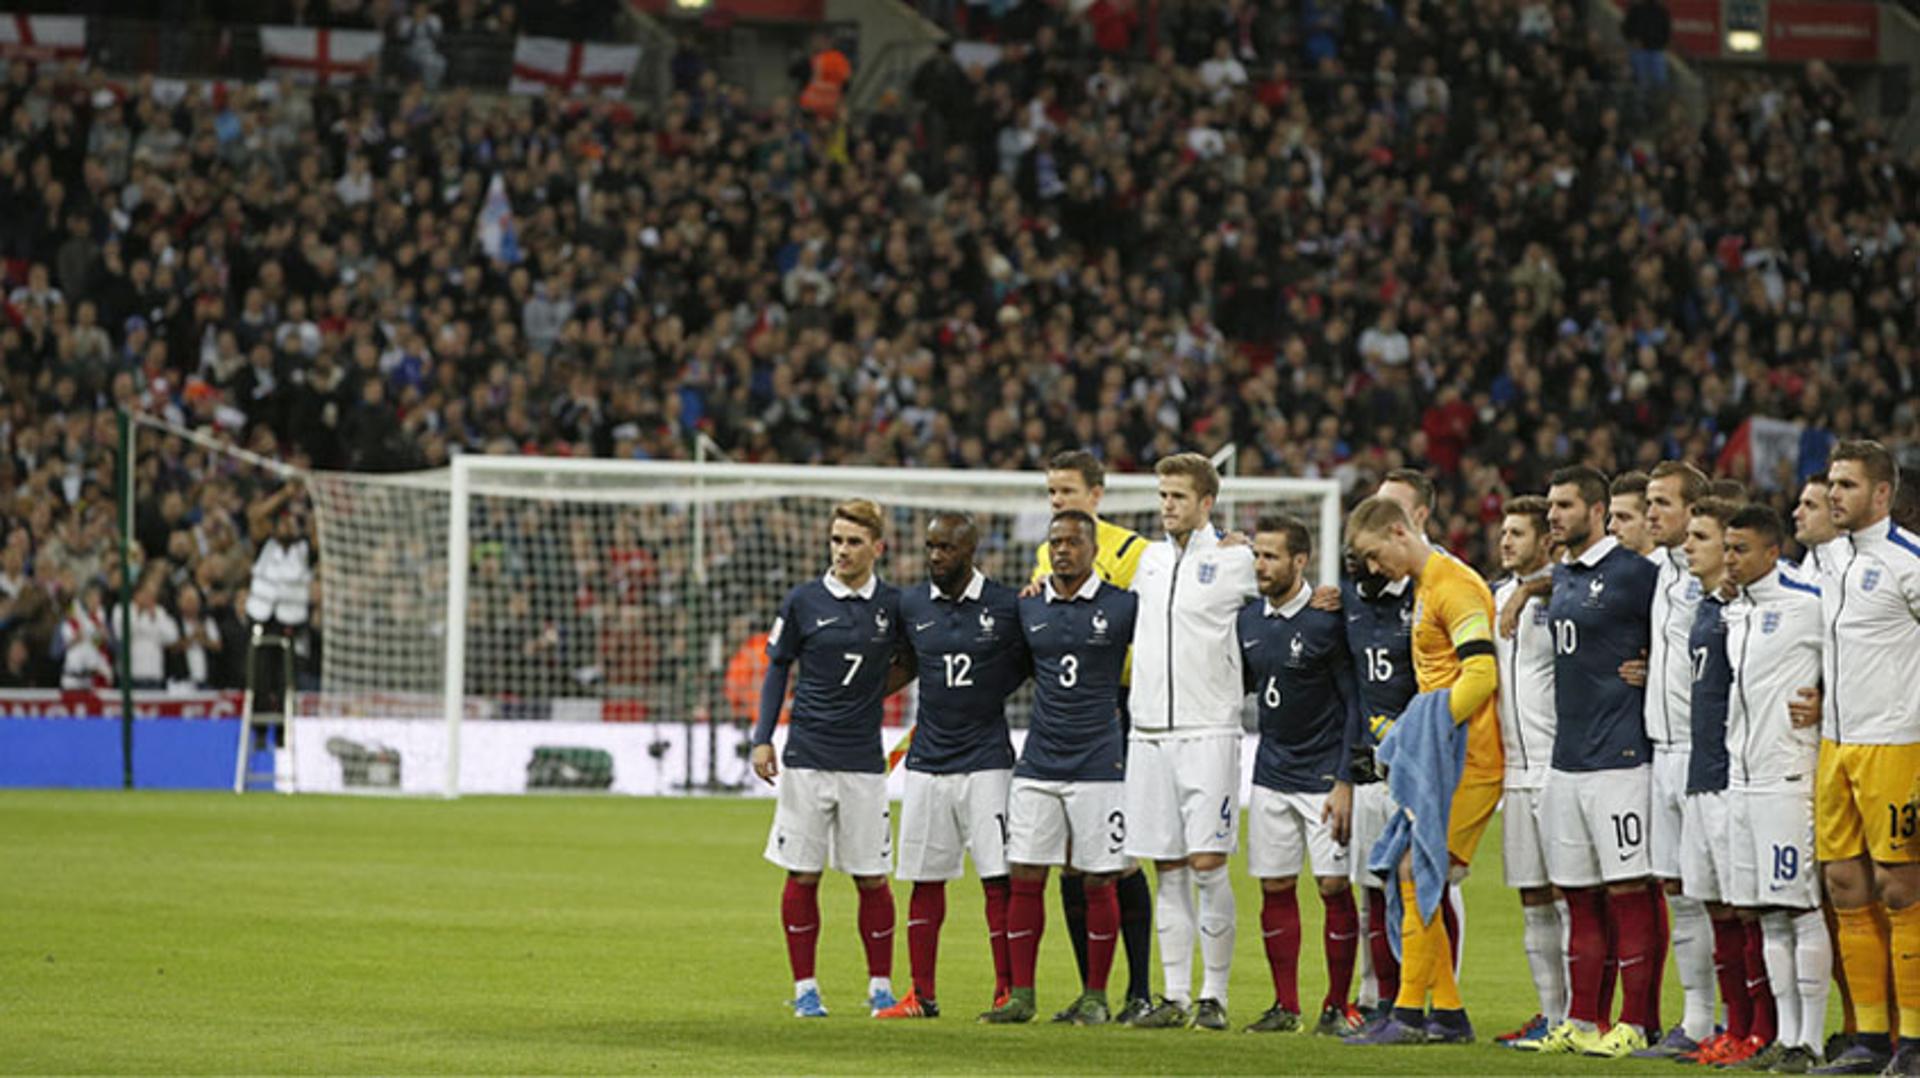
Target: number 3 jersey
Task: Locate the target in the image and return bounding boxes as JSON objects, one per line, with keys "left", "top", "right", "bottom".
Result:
{"left": 1016, "top": 575, "right": 1139, "bottom": 782}
{"left": 1237, "top": 587, "right": 1362, "bottom": 794}
{"left": 897, "top": 569, "right": 1028, "bottom": 774}
{"left": 762, "top": 573, "right": 906, "bottom": 773}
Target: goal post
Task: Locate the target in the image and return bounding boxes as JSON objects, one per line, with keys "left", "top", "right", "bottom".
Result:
{"left": 414, "top": 456, "right": 1343, "bottom": 799}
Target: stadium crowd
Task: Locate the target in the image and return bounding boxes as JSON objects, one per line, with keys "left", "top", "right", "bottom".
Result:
{"left": 2, "top": 0, "right": 1920, "bottom": 692}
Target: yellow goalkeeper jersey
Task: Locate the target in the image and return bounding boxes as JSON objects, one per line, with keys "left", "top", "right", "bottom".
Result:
{"left": 1032, "top": 517, "right": 1149, "bottom": 589}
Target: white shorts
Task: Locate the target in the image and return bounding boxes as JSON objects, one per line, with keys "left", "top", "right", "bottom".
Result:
{"left": 1649, "top": 749, "right": 1688, "bottom": 880}
{"left": 1502, "top": 785, "right": 1551, "bottom": 889}
{"left": 1542, "top": 765, "right": 1652, "bottom": 888}
{"left": 1679, "top": 790, "right": 1733, "bottom": 903}
{"left": 763, "top": 767, "right": 892, "bottom": 877}
{"left": 1007, "top": 777, "right": 1127, "bottom": 874}
{"left": 1727, "top": 784, "right": 1819, "bottom": 910}
{"left": 1349, "top": 780, "right": 1396, "bottom": 889}
{"left": 896, "top": 768, "right": 1012, "bottom": 881}
{"left": 1247, "top": 785, "right": 1351, "bottom": 879}
{"left": 1123, "top": 734, "right": 1241, "bottom": 861}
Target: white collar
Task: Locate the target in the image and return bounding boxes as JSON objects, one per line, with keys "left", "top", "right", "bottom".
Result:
{"left": 1569, "top": 535, "right": 1620, "bottom": 568}
{"left": 1044, "top": 573, "right": 1102, "bottom": 603}
{"left": 1516, "top": 564, "right": 1552, "bottom": 584}
{"left": 822, "top": 571, "right": 878, "bottom": 600}
{"left": 1264, "top": 584, "right": 1312, "bottom": 619}
{"left": 931, "top": 568, "right": 986, "bottom": 603}
{"left": 1167, "top": 524, "right": 1220, "bottom": 552}
{"left": 1381, "top": 575, "right": 1411, "bottom": 597}
{"left": 1661, "top": 543, "right": 1689, "bottom": 570}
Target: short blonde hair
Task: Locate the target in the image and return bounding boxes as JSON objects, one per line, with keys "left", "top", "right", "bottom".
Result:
{"left": 1345, "top": 496, "right": 1412, "bottom": 545}
{"left": 1155, "top": 452, "right": 1221, "bottom": 500}
{"left": 832, "top": 498, "right": 885, "bottom": 541}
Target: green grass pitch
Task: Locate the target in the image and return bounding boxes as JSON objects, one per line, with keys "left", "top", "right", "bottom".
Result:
{"left": 2, "top": 791, "right": 1713, "bottom": 1074}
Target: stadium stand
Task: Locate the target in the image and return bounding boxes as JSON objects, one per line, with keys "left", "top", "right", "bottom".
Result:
{"left": 0, "top": 0, "right": 1917, "bottom": 693}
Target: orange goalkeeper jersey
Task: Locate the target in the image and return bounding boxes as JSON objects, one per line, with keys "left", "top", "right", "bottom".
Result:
{"left": 1411, "top": 547, "right": 1505, "bottom": 783}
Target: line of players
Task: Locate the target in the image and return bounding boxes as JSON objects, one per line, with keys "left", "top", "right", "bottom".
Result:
{"left": 746, "top": 444, "right": 1920, "bottom": 1074}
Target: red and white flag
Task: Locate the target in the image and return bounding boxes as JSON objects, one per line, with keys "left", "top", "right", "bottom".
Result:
{"left": 0, "top": 14, "right": 87, "bottom": 65}
{"left": 260, "top": 26, "right": 381, "bottom": 86}
{"left": 509, "top": 36, "right": 639, "bottom": 97}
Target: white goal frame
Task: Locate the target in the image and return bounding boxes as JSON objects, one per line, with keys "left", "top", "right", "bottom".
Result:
{"left": 439, "top": 456, "right": 1343, "bottom": 800}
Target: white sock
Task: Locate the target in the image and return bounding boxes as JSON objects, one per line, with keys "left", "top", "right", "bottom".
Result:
{"left": 1155, "top": 866, "right": 1195, "bottom": 1005}
{"left": 1556, "top": 895, "right": 1573, "bottom": 1015}
{"left": 1445, "top": 881, "right": 1467, "bottom": 980}
{"left": 795, "top": 976, "right": 819, "bottom": 996}
{"left": 1523, "top": 902, "right": 1569, "bottom": 1025}
{"left": 1669, "top": 893, "right": 1716, "bottom": 1041}
{"left": 1194, "top": 865, "right": 1236, "bottom": 1006}
{"left": 1356, "top": 888, "right": 1379, "bottom": 1008}
{"left": 1791, "top": 908, "right": 1831, "bottom": 1051}
{"left": 869, "top": 975, "right": 892, "bottom": 1000}
{"left": 1760, "top": 910, "right": 1800, "bottom": 1049}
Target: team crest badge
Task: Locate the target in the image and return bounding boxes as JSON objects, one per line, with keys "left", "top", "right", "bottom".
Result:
{"left": 1198, "top": 562, "right": 1217, "bottom": 585}
{"left": 979, "top": 611, "right": 995, "bottom": 634}
{"left": 1399, "top": 606, "right": 1414, "bottom": 627}
{"left": 1862, "top": 569, "right": 1882, "bottom": 592}
{"left": 875, "top": 609, "right": 891, "bottom": 633}
{"left": 1533, "top": 605, "right": 1550, "bottom": 626}
{"left": 1761, "top": 611, "right": 1781, "bottom": 635}
{"left": 1685, "top": 579, "right": 1702, "bottom": 601}
{"left": 1589, "top": 577, "right": 1606, "bottom": 598}
{"left": 1091, "top": 610, "right": 1109, "bottom": 637}
{"left": 1289, "top": 634, "right": 1305, "bottom": 662}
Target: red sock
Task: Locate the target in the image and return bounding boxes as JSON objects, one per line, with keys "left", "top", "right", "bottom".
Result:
{"left": 1600, "top": 895, "right": 1620, "bottom": 1028}
{"left": 1565, "top": 887, "right": 1608, "bottom": 1025}
{"left": 982, "top": 879, "right": 1012, "bottom": 999}
{"left": 1648, "top": 883, "right": 1670, "bottom": 1028}
{"left": 1366, "top": 887, "right": 1399, "bottom": 1002}
{"left": 1712, "top": 916, "right": 1753, "bottom": 1040}
{"left": 857, "top": 883, "right": 894, "bottom": 979}
{"left": 1261, "top": 887, "right": 1302, "bottom": 1012}
{"left": 782, "top": 877, "right": 820, "bottom": 982}
{"left": 1323, "top": 887, "right": 1359, "bottom": 1011}
{"left": 1084, "top": 879, "right": 1119, "bottom": 993}
{"left": 1742, "top": 919, "right": 1776, "bottom": 1043}
{"left": 1607, "top": 885, "right": 1661, "bottom": 1033}
{"left": 1008, "top": 877, "right": 1046, "bottom": 991}
{"left": 907, "top": 882, "right": 945, "bottom": 1002}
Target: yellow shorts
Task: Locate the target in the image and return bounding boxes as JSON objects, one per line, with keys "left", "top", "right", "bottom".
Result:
{"left": 1816, "top": 739, "right": 1920, "bottom": 864}
{"left": 1448, "top": 775, "right": 1503, "bottom": 867}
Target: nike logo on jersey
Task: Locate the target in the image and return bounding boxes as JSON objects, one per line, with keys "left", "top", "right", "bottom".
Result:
{"left": 1030, "top": 623, "right": 1048, "bottom": 632}
{"left": 815, "top": 617, "right": 839, "bottom": 627}
{"left": 913, "top": 621, "right": 936, "bottom": 632}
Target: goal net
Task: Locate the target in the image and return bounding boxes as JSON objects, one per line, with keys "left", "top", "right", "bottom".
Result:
{"left": 289, "top": 456, "right": 1341, "bottom": 797}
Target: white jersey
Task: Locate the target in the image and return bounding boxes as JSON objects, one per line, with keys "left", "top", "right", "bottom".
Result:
{"left": 1820, "top": 518, "right": 1920, "bottom": 746}
{"left": 1644, "top": 544, "right": 1701, "bottom": 749}
{"left": 1725, "top": 566, "right": 1823, "bottom": 788}
{"left": 1127, "top": 525, "right": 1257, "bottom": 738}
{"left": 246, "top": 537, "right": 313, "bottom": 625}
{"left": 1493, "top": 568, "right": 1555, "bottom": 789}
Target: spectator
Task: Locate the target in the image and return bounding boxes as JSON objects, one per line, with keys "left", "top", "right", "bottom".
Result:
{"left": 123, "top": 576, "right": 180, "bottom": 690}
{"left": 1623, "top": 0, "right": 1672, "bottom": 88}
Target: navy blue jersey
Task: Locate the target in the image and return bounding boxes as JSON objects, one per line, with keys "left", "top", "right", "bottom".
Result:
{"left": 1240, "top": 590, "right": 1363, "bottom": 794}
{"left": 1016, "top": 576, "right": 1138, "bottom": 782}
{"left": 1685, "top": 594, "right": 1733, "bottom": 794}
{"left": 752, "top": 575, "right": 906, "bottom": 773}
{"left": 1549, "top": 538, "right": 1658, "bottom": 772}
{"left": 898, "top": 571, "right": 1028, "bottom": 774}
{"left": 1342, "top": 578, "right": 1417, "bottom": 745}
